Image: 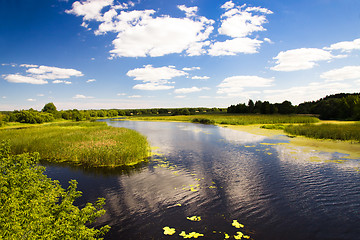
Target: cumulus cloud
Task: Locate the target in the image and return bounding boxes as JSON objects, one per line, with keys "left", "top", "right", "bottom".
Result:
{"left": 271, "top": 48, "right": 334, "bottom": 71}
{"left": 66, "top": 0, "right": 272, "bottom": 57}
{"left": 128, "top": 95, "right": 142, "bottom": 98}
{"left": 3, "top": 74, "right": 48, "bottom": 85}
{"left": 27, "top": 98, "right": 36, "bottom": 102}
{"left": 65, "top": 0, "right": 114, "bottom": 21}
{"left": 208, "top": 37, "right": 263, "bottom": 56}
{"left": 218, "top": 4, "right": 272, "bottom": 38}
{"left": 174, "top": 86, "right": 209, "bottom": 94}
{"left": 217, "top": 75, "right": 274, "bottom": 96}
{"left": 325, "top": 38, "right": 360, "bottom": 52}
{"left": 86, "top": 79, "right": 96, "bottom": 83}
{"left": 320, "top": 66, "right": 360, "bottom": 81}
{"left": 127, "top": 65, "right": 187, "bottom": 90}
{"left": 73, "top": 94, "right": 94, "bottom": 99}
{"left": 2, "top": 65, "right": 84, "bottom": 85}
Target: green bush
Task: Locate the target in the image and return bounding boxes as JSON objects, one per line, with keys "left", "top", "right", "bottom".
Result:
{"left": 0, "top": 141, "right": 110, "bottom": 239}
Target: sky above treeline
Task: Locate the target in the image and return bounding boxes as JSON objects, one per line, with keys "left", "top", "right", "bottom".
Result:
{"left": 1, "top": 0, "right": 360, "bottom": 111}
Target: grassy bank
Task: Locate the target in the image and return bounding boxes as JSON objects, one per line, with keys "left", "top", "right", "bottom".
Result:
{"left": 124, "top": 114, "right": 319, "bottom": 125}
{"left": 0, "top": 121, "right": 150, "bottom": 167}
{"left": 284, "top": 123, "right": 360, "bottom": 142}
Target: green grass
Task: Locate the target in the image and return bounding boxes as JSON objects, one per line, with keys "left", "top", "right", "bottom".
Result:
{"left": 124, "top": 114, "right": 319, "bottom": 125}
{"left": 284, "top": 123, "right": 360, "bottom": 142}
{"left": 0, "top": 121, "right": 150, "bottom": 167}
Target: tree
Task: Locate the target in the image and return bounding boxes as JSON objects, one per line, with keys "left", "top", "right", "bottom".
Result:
{"left": 42, "top": 102, "right": 57, "bottom": 114}
{"left": 248, "top": 100, "right": 255, "bottom": 113}
{"left": 0, "top": 141, "right": 110, "bottom": 239}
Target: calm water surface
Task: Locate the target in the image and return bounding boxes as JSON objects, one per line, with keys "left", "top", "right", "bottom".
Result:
{"left": 44, "top": 120, "right": 360, "bottom": 240}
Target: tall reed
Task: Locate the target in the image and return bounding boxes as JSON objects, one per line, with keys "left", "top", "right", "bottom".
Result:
{"left": 0, "top": 122, "right": 150, "bottom": 167}
{"left": 285, "top": 123, "right": 360, "bottom": 142}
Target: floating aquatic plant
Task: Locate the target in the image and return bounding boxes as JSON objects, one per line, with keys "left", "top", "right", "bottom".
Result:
{"left": 187, "top": 216, "right": 201, "bottom": 221}
{"left": 179, "top": 231, "right": 204, "bottom": 238}
{"left": 232, "top": 220, "right": 244, "bottom": 228}
{"left": 163, "top": 226, "right": 176, "bottom": 235}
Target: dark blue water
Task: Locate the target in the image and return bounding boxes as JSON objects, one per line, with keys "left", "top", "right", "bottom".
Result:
{"left": 44, "top": 120, "right": 360, "bottom": 240}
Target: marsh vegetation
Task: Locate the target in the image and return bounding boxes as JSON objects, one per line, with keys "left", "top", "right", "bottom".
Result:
{"left": 0, "top": 122, "right": 150, "bottom": 167}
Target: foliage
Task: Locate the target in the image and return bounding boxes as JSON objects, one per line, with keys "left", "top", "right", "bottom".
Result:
{"left": 228, "top": 100, "right": 294, "bottom": 114}
{"left": 126, "top": 114, "right": 319, "bottom": 125}
{"left": 8, "top": 109, "right": 55, "bottom": 124}
{"left": 0, "top": 122, "right": 150, "bottom": 167}
{"left": 284, "top": 123, "right": 360, "bottom": 141}
{"left": 0, "top": 141, "right": 110, "bottom": 239}
{"left": 42, "top": 102, "right": 57, "bottom": 114}
{"left": 191, "top": 118, "right": 215, "bottom": 125}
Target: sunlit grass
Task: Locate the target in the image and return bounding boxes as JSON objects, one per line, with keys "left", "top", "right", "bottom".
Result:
{"left": 124, "top": 114, "right": 319, "bottom": 125}
{"left": 0, "top": 122, "right": 150, "bottom": 167}
{"left": 285, "top": 123, "right": 360, "bottom": 142}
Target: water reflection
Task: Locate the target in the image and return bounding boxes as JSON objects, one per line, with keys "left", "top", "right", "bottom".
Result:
{"left": 44, "top": 120, "right": 360, "bottom": 240}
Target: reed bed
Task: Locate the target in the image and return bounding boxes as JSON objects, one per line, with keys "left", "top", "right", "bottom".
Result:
{"left": 0, "top": 122, "right": 149, "bottom": 167}
{"left": 127, "top": 114, "right": 319, "bottom": 125}
{"left": 284, "top": 123, "right": 360, "bottom": 142}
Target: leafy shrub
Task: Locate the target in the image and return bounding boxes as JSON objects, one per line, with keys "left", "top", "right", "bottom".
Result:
{"left": 191, "top": 118, "right": 215, "bottom": 125}
{"left": 0, "top": 141, "right": 110, "bottom": 239}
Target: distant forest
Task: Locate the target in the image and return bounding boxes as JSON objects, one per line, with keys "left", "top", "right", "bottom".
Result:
{"left": 0, "top": 93, "right": 359, "bottom": 126}
{"left": 228, "top": 93, "right": 360, "bottom": 120}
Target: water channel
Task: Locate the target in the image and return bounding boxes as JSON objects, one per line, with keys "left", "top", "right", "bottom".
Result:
{"left": 44, "top": 120, "right": 360, "bottom": 240}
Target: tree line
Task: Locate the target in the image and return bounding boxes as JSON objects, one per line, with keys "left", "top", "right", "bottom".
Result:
{"left": 227, "top": 93, "right": 360, "bottom": 120}
{"left": 0, "top": 102, "right": 226, "bottom": 125}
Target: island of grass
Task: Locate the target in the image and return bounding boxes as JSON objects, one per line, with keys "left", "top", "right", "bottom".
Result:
{"left": 0, "top": 121, "right": 150, "bottom": 167}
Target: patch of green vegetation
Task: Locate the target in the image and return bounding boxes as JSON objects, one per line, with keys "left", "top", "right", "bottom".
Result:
{"left": 260, "top": 124, "right": 286, "bottom": 130}
{"left": 0, "top": 141, "right": 110, "bottom": 239}
{"left": 0, "top": 121, "right": 150, "bottom": 167}
{"left": 284, "top": 123, "right": 360, "bottom": 142}
{"left": 126, "top": 114, "right": 319, "bottom": 125}
{"left": 191, "top": 118, "right": 215, "bottom": 125}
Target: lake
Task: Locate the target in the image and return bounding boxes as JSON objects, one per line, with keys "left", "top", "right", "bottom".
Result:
{"left": 44, "top": 120, "right": 360, "bottom": 240}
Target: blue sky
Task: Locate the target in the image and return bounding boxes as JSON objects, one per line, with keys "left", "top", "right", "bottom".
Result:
{"left": 1, "top": 0, "right": 359, "bottom": 110}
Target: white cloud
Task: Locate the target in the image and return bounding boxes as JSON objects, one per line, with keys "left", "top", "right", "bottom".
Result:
{"left": 37, "top": 94, "right": 44, "bottom": 97}
{"left": 174, "top": 86, "right": 206, "bottom": 94}
{"left": 263, "top": 81, "right": 354, "bottom": 104}
{"left": 183, "top": 67, "right": 200, "bottom": 71}
{"left": 133, "top": 83, "right": 175, "bottom": 90}
{"left": 208, "top": 37, "right": 263, "bottom": 56}
{"left": 217, "top": 75, "right": 274, "bottom": 96}
{"left": 320, "top": 66, "right": 360, "bottom": 81}
{"left": 65, "top": 0, "right": 114, "bottom": 21}
{"left": 67, "top": 1, "right": 271, "bottom": 57}
{"left": 53, "top": 80, "right": 72, "bottom": 84}
{"left": 109, "top": 15, "right": 214, "bottom": 58}
{"left": 128, "top": 95, "right": 142, "bottom": 98}
{"left": 264, "top": 37, "right": 273, "bottom": 44}
{"left": 127, "top": 65, "right": 187, "bottom": 90}
{"left": 2, "top": 65, "right": 84, "bottom": 85}
{"left": 86, "top": 79, "right": 96, "bottom": 83}
{"left": 2, "top": 96, "right": 7, "bottom": 99}
{"left": 271, "top": 48, "right": 334, "bottom": 72}
{"left": 178, "top": 5, "right": 198, "bottom": 17}
{"left": 27, "top": 98, "right": 36, "bottom": 102}
{"left": 20, "top": 64, "right": 38, "bottom": 68}
{"left": 192, "top": 76, "right": 210, "bottom": 80}
{"left": 218, "top": 4, "right": 272, "bottom": 38}
{"left": 325, "top": 38, "right": 360, "bottom": 52}
{"left": 26, "top": 65, "right": 83, "bottom": 80}
{"left": 117, "top": 93, "right": 127, "bottom": 96}
{"left": 221, "top": 1, "right": 235, "bottom": 10}
{"left": 3, "top": 74, "right": 48, "bottom": 85}
{"left": 73, "top": 94, "right": 94, "bottom": 99}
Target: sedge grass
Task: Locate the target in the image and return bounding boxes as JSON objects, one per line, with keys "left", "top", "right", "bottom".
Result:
{"left": 285, "top": 123, "right": 360, "bottom": 142}
{"left": 124, "top": 114, "right": 319, "bottom": 125}
{"left": 0, "top": 121, "right": 150, "bottom": 167}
